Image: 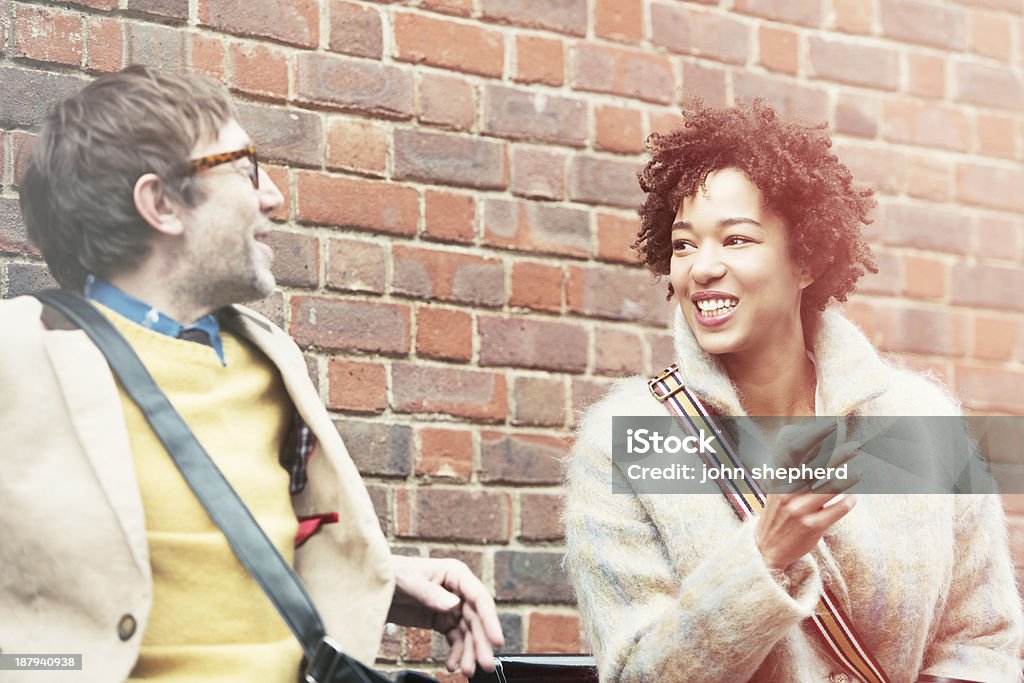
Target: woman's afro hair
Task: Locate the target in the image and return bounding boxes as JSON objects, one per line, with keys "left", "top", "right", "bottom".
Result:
{"left": 634, "top": 98, "right": 877, "bottom": 316}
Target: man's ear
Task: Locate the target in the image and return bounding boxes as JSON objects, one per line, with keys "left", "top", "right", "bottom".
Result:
{"left": 133, "top": 173, "right": 185, "bottom": 237}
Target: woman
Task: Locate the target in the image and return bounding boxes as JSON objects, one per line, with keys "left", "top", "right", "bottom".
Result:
{"left": 564, "top": 100, "right": 1023, "bottom": 682}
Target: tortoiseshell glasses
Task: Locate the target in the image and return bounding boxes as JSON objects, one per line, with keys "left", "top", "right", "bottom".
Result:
{"left": 186, "top": 146, "right": 259, "bottom": 189}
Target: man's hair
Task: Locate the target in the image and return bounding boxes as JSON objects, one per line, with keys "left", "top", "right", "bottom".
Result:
{"left": 634, "top": 98, "right": 877, "bottom": 317}
{"left": 19, "top": 65, "right": 235, "bottom": 289}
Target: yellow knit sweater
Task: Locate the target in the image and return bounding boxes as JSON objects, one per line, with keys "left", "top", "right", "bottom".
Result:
{"left": 98, "top": 307, "right": 303, "bottom": 683}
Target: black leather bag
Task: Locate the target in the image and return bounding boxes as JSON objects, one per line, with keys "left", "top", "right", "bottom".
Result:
{"left": 35, "top": 289, "right": 439, "bottom": 683}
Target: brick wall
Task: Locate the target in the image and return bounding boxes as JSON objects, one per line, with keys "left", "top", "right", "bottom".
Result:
{"left": 2, "top": 0, "right": 1023, "bottom": 674}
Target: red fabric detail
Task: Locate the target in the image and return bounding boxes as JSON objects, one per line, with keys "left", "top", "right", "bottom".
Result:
{"left": 294, "top": 512, "right": 338, "bottom": 548}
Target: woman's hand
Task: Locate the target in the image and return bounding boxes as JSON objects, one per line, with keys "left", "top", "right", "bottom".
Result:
{"left": 756, "top": 419, "right": 860, "bottom": 570}
{"left": 387, "top": 555, "right": 504, "bottom": 676}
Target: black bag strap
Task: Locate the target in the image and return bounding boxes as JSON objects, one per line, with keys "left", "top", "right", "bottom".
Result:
{"left": 34, "top": 289, "right": 387, "bottom": 683}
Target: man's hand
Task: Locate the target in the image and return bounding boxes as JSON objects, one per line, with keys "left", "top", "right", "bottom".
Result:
{"left": 387, "top": 554, "right": 504, "bottom": 676}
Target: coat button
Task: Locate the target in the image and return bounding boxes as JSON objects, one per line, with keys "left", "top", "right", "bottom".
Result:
{"left": 117, "top": 614, "right": 137, "bottom": 641}
{"left": 828, "top": 673, "right": 850, "bottom": 683}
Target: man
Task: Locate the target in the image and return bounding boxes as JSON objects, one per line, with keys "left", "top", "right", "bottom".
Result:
{"left": 1, "top": 65, "right": 502, "bottom": 682}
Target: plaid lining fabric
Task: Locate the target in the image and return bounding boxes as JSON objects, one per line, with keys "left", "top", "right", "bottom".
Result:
{"left": 280, "top": 410, "right": 317, "bottom": 495}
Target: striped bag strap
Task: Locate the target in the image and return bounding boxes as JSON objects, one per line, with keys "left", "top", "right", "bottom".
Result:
{"left": 648, "top": 364, "right": 891, "bottom": 683}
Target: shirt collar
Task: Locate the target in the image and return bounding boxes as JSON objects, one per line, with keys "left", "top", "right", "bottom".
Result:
{"left": 84, "top": 274, "right": 227, "bottom": 366}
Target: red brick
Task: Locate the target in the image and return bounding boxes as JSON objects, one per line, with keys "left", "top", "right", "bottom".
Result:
{"left": 364, "top": 484, "right": 388, "bottom": 535}
{"left": 808, "top": 37, "right": 898, "bottom": 91}
{"left": 596, "top": 213, "right": 640, "bottom": 265}
{"left": 857, "top": 250, "right": 902, "bottom": 297}
{"left": 187, "top": 31, "right": 223, "bottom": 78}
{"left": 5, "top": 262, "right": 57, "bottom": 297}
{"left": 973, "top": 316, "right": 1018, "bottom": 362}
{"left": 570, "top": 43, "right": 674, "bottom": 105}
{"left": 650, "top": 5, "right": 749, "bottom": 65}
{"left": 733, "top": 0, "right": 821, "bottom": 25}
{"left": 420, "top": 0, "right": 471, "bottom": 16}
{"left": 484, "top": 84, "right": 587, "bottom": 147}
{"left": 264, "top": 230, "right": 318, "bottom": 288}
{"left": 14, "top": 4, "right": 83, "bottom": 66}
{"left": 66, "top": 0, "right": 117, "bottom": 9}
{"left": 394, "top": 129, "right": 507, "bottom": 190}
{"left": 264, "top": 164, "right": 291, "bottom": 222}
{"left": 393, "top": 11, "right": 503, "bottom": 78}
{"left": 733, "top": 72, "right": 829, "bottom": 121}
{"left": 975, "top": 113, "right": 1018, "bottom": 159}
{"left": 1, "top": 66, "right": 85, "bottom": 130}
{"left": 126, "top": 22, "right": 185, "bottom": 71}
{"left": 494, "top": 550, "right": 573, "bottom": 603}
{"left": 527, "top": 613, "right": 579, "bottom": 653}
{"left": 569, "top": 155, "right": 645, "bottom": 209}
{"left": 512, "top": 376, "right": 566, "bottom": 427}
{"left": 404, "top": 627, "right": 436, "bottom": 662}
{"left": 335, "top": 420, "right": 410, "bottom": 480}
{"left": 906, "top": 53, "right": 945, "bottom": 99}
{"left": 832, "top": 0, "right": 873, "bottom": 33}
{"left": 568, "top": 264, "right": 671, "bottom": 326}
{"left": 571, "top": 377, "right": 617, "bottom": 425}
{"left": 646, "top": 331, "right": 676, "bottom": 374}
{"left": 519, "top": 493, "right": 566, "bottom": 541}
{"left": 906, "top": 155, "right": 950, "bottom": 202}
{"left": 832, "top": 142, "right": 906, "bottom": 196}
{"left": 10, "top": 131, "right": 36, "bottom": 189}
{"left": 955, "top": 61, "right": 1024, "bottom": 111}
{"left": 510, "top": 261, "right": 563, "bottom": 313}
{"left": 423, "top": 190, "right": 475, "bottom": 244}
{"left": 480, "top": 431, "right": 570, "bottom": 484}
{"left": 595, "top": 0, "right": 643, "bottom": 42}
{"left": 392, "top": 363, "right": 507, "bottom": 421}
{"left": 876, "top": 306, "right": 967, "bottom": 357}
{"left": 956, "top": 163, "right": 1024, "bottom": 213}
{"left": 951, "top": 263, "right": 1024, "bottom": 312}
{"left": 681, "top": 61, "right": 728, "bottom": 107}
{"left": 325, "top": 117, "right": 387, "bottom": 175}
{"left": 397, "top": 488, "right": 510, "bottom": 543}
{"left": 973, "top": 216, "right": 1019, "bottom": 261}
{"left": 511, "top": 146, "right": 566, "bottom": 201}
{"left": 595, "top": 105, "right": 644, "bottom": 155}
{"left": 969, "top": 9, "right": 1013, "bottom": 61}
{"left": 879, "top": 203, "right": 969, "bottom": 254}
{"left": 835, "top": 94, "right": 880, "bottom": 139}
{"left": 296, "top": 171, "right": 418, "bottom": 235}
{"left": 480, "top": 0, "right": 587, "bottom": 36}
{"left": 327, "top": 358, "right": 387, "bottom": 413}
{"left": 291, "top": 296, "right": 410, "bottom": 353}
{"left": 416, "top": 306, "right": 472, "bottom": 362}
{"left": 418, "top": 72, "right": 475, "bottom": 131}
{"left": 200, "top": 0, "right": 318, "bottom": 47}
{"left": 880, "top": 0, "right": 967, "bottom": 50}
{"left": 328, "top": 0, "right": 382, "bottom": 58}
{"left": 479, "top": 317, "right": 588, "bottom": 373}
{"left": 514, "top": 34, "right": 564, "bottom": 87}
{"left": 416, "top": 427, "right": 473, "bottom": 480}
{"left": 237, "top": 102, "right": 322, "bottom": 168}
{"left": 392, "top": 245, "right": 504, "bottom": 307}
{"left": 484, "top": 198, "right": 590, "bottom": 258}
{"left": 759, "top": 25, "right": 799, "bottom": 75}
{"left": 902, "top": 256, "right": 946, "bottom": 300}
{"left": 296, "top": 52, "right": 413, "bottom": 119}
{"left": 955, "top": 365, "right": 1024, "bottom": 413}
{"left": 594, "top": 326, "right": 645, "bottom": 377}
{"left": 229, "top": 42, "right": 288, "bottom": 100}
{"left": 882, "top": 101, "right": 970, "bottom": 152}
{"left": 326, "top": 237, "right": 386, "bottom": 293}
{"left": 125, "top": 0, "right": 188, "bottom": 21}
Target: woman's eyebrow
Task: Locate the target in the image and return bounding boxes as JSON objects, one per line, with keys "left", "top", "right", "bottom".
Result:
{"left": 671, "top": 217, "right": 764, "bottom": 230}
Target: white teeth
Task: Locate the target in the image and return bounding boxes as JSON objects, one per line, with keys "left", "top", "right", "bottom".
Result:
{"left": 695, "top": 297, "right": 738, "bottom": 316}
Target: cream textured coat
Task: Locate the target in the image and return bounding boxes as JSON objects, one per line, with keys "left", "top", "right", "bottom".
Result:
{"left": 0, "top": 295, "right": 395, "bottom": 682}
{"left": 565, "top": 309, "right": 1024, "bottom": 683}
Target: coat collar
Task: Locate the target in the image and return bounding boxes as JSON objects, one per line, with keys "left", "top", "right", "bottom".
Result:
{"left": 671, "top": 307, "right": 889, "bottom": 416}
